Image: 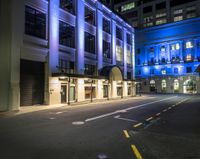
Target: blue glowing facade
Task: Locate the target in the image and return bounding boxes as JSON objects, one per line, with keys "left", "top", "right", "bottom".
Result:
{"left": 135, "top": 17, "right": 200, "bottom": 94}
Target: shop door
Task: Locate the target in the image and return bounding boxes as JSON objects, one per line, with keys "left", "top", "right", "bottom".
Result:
{"left": 61, "top": 85, "right": 67, "bottom": 103}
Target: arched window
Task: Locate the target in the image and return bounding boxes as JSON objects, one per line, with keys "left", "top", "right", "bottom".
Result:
{"left": 161, "top": 80, "right": 167, "bottom": 92}
{"left": 174, "top": 79, "right": 179, "bottom": 93}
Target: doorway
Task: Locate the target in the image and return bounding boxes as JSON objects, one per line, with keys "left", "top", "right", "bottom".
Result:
{"left": 61, "top": 85, "right": 67, "bottom": 103}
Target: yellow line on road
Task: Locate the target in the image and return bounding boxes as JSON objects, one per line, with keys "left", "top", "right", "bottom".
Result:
{"left": 146, "top": 117, "right": 153, "bottom": 121}
{"left": 131, "top": 144, "right": 143, "bottom": 159}
{"left": 133, "top": 122, "right": 143, "bottom": 128}
{"left": 123, "top": 130, "right": 130, "bottom": 138}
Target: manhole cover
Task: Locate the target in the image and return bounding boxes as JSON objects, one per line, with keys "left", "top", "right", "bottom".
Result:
{"left": 97, "top": 154, "right": 108, "bottom": 159}
{"left": 72, "top": 121, "right": 85, "bottom": 125}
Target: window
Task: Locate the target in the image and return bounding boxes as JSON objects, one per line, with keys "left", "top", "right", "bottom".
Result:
{"left": 85, "top": 64, "right": 96, "bottom": 76}
{"left": 60, "top": 0, "right": 75, "bottom": 14}
{"left": 156, "top": 18, "right": 167, "bottom": 25}
{"left": 156, "top": 12, "right": 167, "bottom": 18}
{"left": 25, "top": 6, "right": 46, "bottom": 39}
{"left": 144, "top": 16, "right": 153, "bottom": 23}
{"left": 121, "top": 2, "right": 135, "bottom": 12}
{"left": 127, "top": 33, "right": 132, "bottom": 45}
{"left": 136, "top": 48, "right": 140, "bottom": 54}
{"left": 116, "top": 45, "right": 123, "bottom": 62}
{"left": 85, "top": 32, "right": 95, "bottom": 54}
{"left": 103, "top": 18, "right": 110, "bottom": 33}
{"left": 186, "top": 54, "right": 192, "bottom": 61}
{"left": 171, "top": 43, "right": 180, "bottom": 50}
{"left": 143, "top": 6, "right": 152, "bottom": 14}
{"left": 103, "top": 40, "right": 111, "bottom": 58}
{"left": 137, "top": 70, "right": 141, "bottom": 75}
{"left": 59, "top": 21, "right": 75, "bottom": 48}
{"left": 174, "top": 15, "right": 183, "bottom": 22}
{"left": 186, "top": 67, "right": 192, "bottom": 73}
{"left": 161, "top": 46, "right": 166, "bottom": 52}
{"left": 127, "top": 72, "right": 132, "bottom": 80}
{"left": 59, "top": 59, "right": 75, "bottom": 74}
{"left": 127, "top": 50, "right": 131, "bottom": 65}
{"left": 186, "top": 41, "right": 193, "bottom": 48}
{"left": 186, "top": 6, "right": 196, "bottom": 11}
{"left": 116, "top": 26, "right": 122, "bottom": 40}
{"left": 174, "top": 67, "right": 179, "bottom": 74}
{"left": 85, "top": 6, "right": 95, "bottom": 25}
{"left": 150, "top": 47, "right": 154, "bottom": 53}
{"left": 150, "top": 69, "right": 154, "bottom": 75}
{"left": 156, "top": 2, "right": 166, "bottom": 10}
{"left": 161, "top": 68, "right": 166, "bottom": 75}
{"left": 161, "top": 80, "right": 167, "bottom": 91}
{"left": 137, "top": 59, "right": 141, "bottom": 65}
{"left": 186, "top": 13, "right": 196, "bottom": 19}
{"left": 173, "top": 9, "right": 183, "bottom": 15}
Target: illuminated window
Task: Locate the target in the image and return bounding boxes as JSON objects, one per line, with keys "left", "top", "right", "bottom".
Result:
{"left": 186, "top": 41, "right": 193, "bottom": 48}
{"left": 121, "top": 2, "right": 135, "bottom": 12}
{"left": 173, "top": 9, "right": 183, "bottom": 15}
{"left": 161, "top": 80, "right": 167, "bottom": 89}
{"left": 186, "top": 13, "right": 196, "bottom": 19}
{"left": 116, "top": 45, "right": 123, "bottom": 62}
{"left": 186, "top": 6, "right": 196, "bottom": 11}
{"left": 161, "top": 69, "right": 166, "bottom": 75}
{"left": 174, "top": 79, "right": 179, "bottom": 92}
{"left": 161, "top": 46, "right": 166, "bottom": 52}
{"left": 186, "top": 54, "right": 192, "bottom": 61}
{"left": 127, "top": 50, "right": 131, "bottom": 65}
{"left": 156, "top": 12, "right": 167, "bottom": 18}
{"left": 156, "top": 18, "right": 167, "bottom": 25}
{"left": 174, "top": 15, "right": 183, "bottom": 22}
{"left": 85, "top": 6, "right": 95, "bottom": 25}
{"left": 171, "top": 43, "right": 180, "bottom": 50}
{"left": 60, "top": 0, "right": 75, "bottom": 15}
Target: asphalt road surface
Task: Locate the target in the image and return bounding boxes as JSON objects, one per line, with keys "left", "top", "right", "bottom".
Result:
{"left": 0, "top": 95, "right": 200, "bottom": 159}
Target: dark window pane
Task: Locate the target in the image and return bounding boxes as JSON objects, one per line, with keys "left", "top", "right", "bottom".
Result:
{"left": 85, "top": 32, "right": 95, "bottom": 54}
{"left": 60, "top": 0, "right": 75, "bottom": 15}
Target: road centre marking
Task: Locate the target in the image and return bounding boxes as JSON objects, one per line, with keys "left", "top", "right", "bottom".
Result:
{"left": 85, "top": 96, "right": 177, "bottom": 122}
{"left": 131, "top": 144, "right": 143, "bottom": 159}
{"left": 146, "top": 117, "right": 153, "bottom": 121}
{"left": 163, "top": 109, "right": 167, "bottom": 112}
{"left": 156, "top": 113, "right": 161, "bottom": 116}
{"left": 134, "top": 122, "right": 143, "bottom": 128}
{"left": 114, "top": 115, "right": 138, "bottom": 122}
{"left": 123, "top": 130, "right": 130, "bottom": 138}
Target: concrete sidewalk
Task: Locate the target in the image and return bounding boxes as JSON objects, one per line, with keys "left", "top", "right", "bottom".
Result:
{"left": 0, "top": 95, "right": 147, "bottom": 117}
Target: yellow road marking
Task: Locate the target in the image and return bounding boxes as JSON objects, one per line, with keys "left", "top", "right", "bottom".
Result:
{"left": 146, "top": 117, "right": 153, "bottom": 121}
{"left": 134, "top": 122, "right": 143, "bottom": 128}
{"left": 131, "top": 144, "right": 143, "bottom": 159}
{"left": 123, "top": 130, "right": 130, "bottom": 138}
{"left": 156, "top": 113, "right": 161, "bottom": 116}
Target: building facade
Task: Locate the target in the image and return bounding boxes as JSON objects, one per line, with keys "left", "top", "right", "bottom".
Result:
{"left": 135, "top": 17, "right": 200, "bottom": 94}
{"left": 114, "top": 0, "right": 200, "bottom": 28}
{"left": 0, "top": 0, "right": 135, "bottom": 111}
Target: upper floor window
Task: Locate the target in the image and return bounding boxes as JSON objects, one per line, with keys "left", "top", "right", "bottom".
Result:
{"left": 156, "top": 12, "right": 167, "bottom": 18}
{"left": 121, "top": 2, "right": 135, "bottom": 12}
{"left": 174, "top": 15, "right": 183, "bottom": 22}
{"left": 161, "top": 46, "right": 166, "bottom": 52}
{"left": 186, "top": 54, "right": 192, "bottom": 61}
{"left": 171, "top": 43, "right": 180, "bottom": 50}
{"left": 186, "top": 67, "right": 192, "bottom": 73}
{"left": 116, "top": 26, "right": 122, "bottom": 40}
{"left": 127, "top": 50, "right": 132, "bottom": 65}
{"left": 85, "top": 64, "right": 96, "bottom": 76}
{"left": 59, "top": 59, "right": 75, "bottom": 74}
{"left": 161, "top": 68, "right": 166, "bottom": 75}
{"left": 174, "top": 67, "right": 179, "bottom": 74}
{"left": 155, "top": 18, "right": 167, "bottom": 25}
{"left": 59, "top": 21, "right": 75, "bottom": 48}
{"left": 127, "top": 33, "right": 132, "bottom": 45}
{"left": 103, "top": 40, "right": 111, "bottom": 59}
{"left": 60, "top": 0, "right": 75, "bottom": 15}
{"left": 186, "top": 6, "right": 196, "bottom": 12}
{"left": 103, "top": 18, "right": 110, "bottom": 34}
{"left": 186, "top": 41, "right": 193, "bottom": 48}
{"left": 186, "top": 13, "right": 196, "bottom": 19}
{"left": 136, "top": 48, "right": 140, "bottom": 54}
{"left": 116, "top": 45, "right": 123, "bottom": 62}
{"left": 85, "top": 32, "right": 95, "bottom": 54}
{"left": 25, "top": 6, "right": 46, "bottom": 39}
{"left": 150, "top": 47, "right": 154, "bottom": 53}
{"left": 173, "top": 9, "right": 183, "bottom": 15}
{"left": 85, "top": 6, "right": 95, "bottom": 25}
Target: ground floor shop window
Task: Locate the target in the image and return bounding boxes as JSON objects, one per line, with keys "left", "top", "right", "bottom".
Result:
{"left": 69, "top": 86, "right": 75, "bottom": 101}
{"left": 117, "top": 87, "right": 122, "bottom": 96}
{"left": 128, "top": 86, "right": 132, "bottom": 95}
{"left": 85, "top": 87, "right": 96, "bottom": 99}
{"left": 103, "top": 85, "right": 108, "bottom": 98}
